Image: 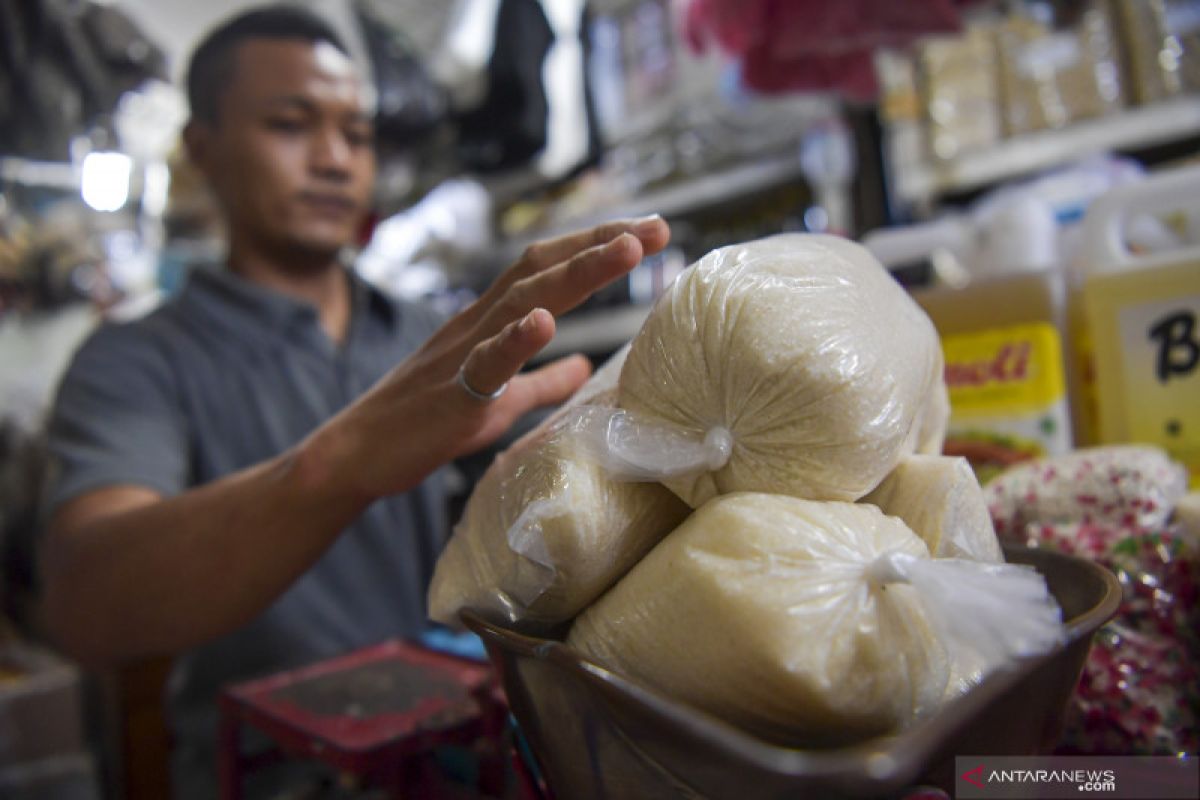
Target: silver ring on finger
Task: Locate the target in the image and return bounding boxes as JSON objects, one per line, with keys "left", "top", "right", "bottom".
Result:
{"left": 457, "top": 364, "right": 508, "bottom": 402}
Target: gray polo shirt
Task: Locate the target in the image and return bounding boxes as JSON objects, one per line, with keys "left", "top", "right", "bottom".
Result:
{"left": 43, "top": 265, "right": 449, "bottom": 792}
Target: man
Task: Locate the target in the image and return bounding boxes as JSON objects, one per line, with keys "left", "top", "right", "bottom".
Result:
{"left": 37, "top": 5, "right": 669, "bottom": 795}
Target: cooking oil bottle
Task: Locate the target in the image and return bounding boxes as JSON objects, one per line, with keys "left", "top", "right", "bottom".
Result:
{"left": 1077, "top": 164, "right": 1200, "bottom": 488}
{"left": 865, "top": 199, "right": 1074, "bottom": 482}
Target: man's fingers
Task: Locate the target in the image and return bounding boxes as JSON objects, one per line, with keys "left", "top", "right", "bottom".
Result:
{"left": 517, "top": 214, "right": 669, "bottom": 277}
{"left": 473, "top": 215, "right": 670, "bottom": 312}
{"left": 449, "top": 353, "right": 593, "bottom": 459}
{"left": 438, "top": 216, "right": 669, "bottom": 354}
{"left": 458, "top": 308, "right": 555, "bottom": 399}
{"left": 509, "top": 354, "right": 593, "bottom": 409}
{"left": 429, "top": 216, "right": 667, "bottom": 377}
{"left": 474, "top": 232, "right": 641, "bottom": 346}
{"left": 519, "top": 232, "right": 642, "bottom": 317}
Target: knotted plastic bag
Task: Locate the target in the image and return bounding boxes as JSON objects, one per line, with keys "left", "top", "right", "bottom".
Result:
{"left": 427, "top": 348, "right": 689, "bottom": 630}
{"left": 617, "top": 233, "right": 946, "bottom": 508}
{"left": 568, "top": 493, "right": 1062, "bottom": 746}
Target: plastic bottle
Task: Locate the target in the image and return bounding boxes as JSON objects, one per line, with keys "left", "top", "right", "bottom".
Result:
{"left": 1077, "top": 164, "right": 1200, "bottom": 488}
{"left": 864, "top": 198, "right": 1074, "bottom": 482}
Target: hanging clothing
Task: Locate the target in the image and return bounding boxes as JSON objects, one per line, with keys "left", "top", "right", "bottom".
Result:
{"left": 684, "top": 0, "right": 962, "bottom": 100}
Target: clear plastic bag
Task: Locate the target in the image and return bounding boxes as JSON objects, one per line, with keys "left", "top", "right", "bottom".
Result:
{"left": 427, "top": 350, "right": 690, "bottom": 630}
{"left": 559, "top": 404, "right": 735, "bottom": 481}
{"left": 1116, "top": 0, "right": 1200, "bottom": 105}
{"left": 617, "top": 233, "right": 946, "bottom": 507}
{"left": 993, "top": 3, "right": 1124, "bottom": 136}
{"left": 1031, "top": 522, "right": 1198, "bottom": 755}
{"left": 568, "top": 494, "right": 1063, "bottom": 746}
{"left": 986, "top": 446, "right": 1189, "bottom": 540}
{"left": 986, "top": 447, "right": 1199, "bottom": 754}
{"left": 863, "top": 454, "right": 1003, "bottom": 562}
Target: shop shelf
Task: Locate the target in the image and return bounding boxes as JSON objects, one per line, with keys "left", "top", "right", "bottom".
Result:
{"left": 499, "top": 151, "right": 807, "bottom": 264}
{"left": 895, "top": 95, "right": 1200, "bottom": 205}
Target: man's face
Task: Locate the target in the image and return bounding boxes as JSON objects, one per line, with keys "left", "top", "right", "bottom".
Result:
{"left": 189, "top": 38, "right": 375, "bottom": 264}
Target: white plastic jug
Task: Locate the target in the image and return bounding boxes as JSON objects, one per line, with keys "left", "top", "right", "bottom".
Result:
{"left": 1079, "top": 164, "right": 1200, "bottom": 487}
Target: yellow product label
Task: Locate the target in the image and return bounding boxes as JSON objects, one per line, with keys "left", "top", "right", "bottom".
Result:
{"left": 942, "top": 322, "right": 1066, "bottom": 418}
{"left": 940, "top": 322, "right": 1072, "bottom": 481}
{"left": 1084, "top": 257, "right": 1200, "bottom": 488}
{"left": 1067, "top": 294, "right": 1101, "bottom": 446}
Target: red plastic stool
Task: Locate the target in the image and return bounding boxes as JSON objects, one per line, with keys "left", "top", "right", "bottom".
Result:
{"left": 217, "top": 640, "right": 508, "bottom": 799}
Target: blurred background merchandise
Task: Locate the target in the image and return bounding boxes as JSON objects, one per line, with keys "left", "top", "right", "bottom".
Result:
{"left": 1, "top": 1, "right": 1199, "bottom": 797}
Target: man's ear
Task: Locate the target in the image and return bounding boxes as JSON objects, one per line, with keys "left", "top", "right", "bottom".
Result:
{"left": 182, "top": 119, "right": 214, "bottom": 176}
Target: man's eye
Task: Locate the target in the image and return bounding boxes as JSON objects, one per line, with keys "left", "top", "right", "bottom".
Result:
{"left": 345, "top": 128, "right": 374, "bottom": 147}
{"left": 265, "top": 118, "right": 305, "bottom": 132}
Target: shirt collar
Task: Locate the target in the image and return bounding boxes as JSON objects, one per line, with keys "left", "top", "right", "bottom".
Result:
{"left": 184, "top": 264, "right": 399, "bottom": 336}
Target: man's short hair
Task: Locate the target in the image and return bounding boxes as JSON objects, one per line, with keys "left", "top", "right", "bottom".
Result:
{"left": 185, "top": 3, "right": 349, "bottom": 124}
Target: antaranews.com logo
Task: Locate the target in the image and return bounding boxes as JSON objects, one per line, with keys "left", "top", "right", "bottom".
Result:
{"left": 960, "top": 764, "right": 1115, "bottom": 792}
{"left": 954, "top": 756, "right": 1196, "bottom": 799}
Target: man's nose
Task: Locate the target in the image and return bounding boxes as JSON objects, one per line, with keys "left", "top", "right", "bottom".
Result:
{"left": 309, "top": 127, "right": 352, "bottom": 179}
